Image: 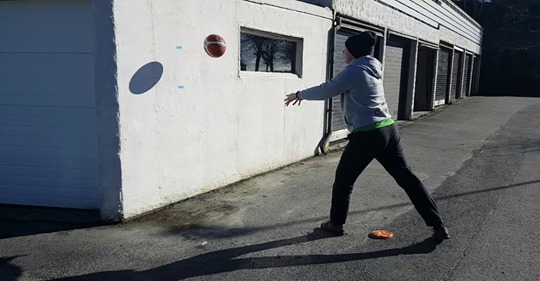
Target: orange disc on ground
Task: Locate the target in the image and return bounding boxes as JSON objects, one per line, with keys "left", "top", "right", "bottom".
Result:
{"left": 369, "top": 230, "right": 394, "bottom": 239}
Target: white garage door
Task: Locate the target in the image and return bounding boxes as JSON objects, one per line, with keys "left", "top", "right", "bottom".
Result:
{"left": 436, "top": 48, "right": 451, "bottom": 104}
{"left": 383, "top": 41, "right": 405, "bottom": 119}
{"left": 0, "top": 0, "right": 99, "bottom": 209}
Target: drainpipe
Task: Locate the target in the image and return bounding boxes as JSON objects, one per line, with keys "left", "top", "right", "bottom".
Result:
{"left": 317, "top": 13, "right": 339, "bottom": 155}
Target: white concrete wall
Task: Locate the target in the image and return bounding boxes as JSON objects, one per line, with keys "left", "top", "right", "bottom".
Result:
{"left": 112, "top": 0, "right": 333, "bottom": 218}
{"left": 333, "top": 0, "right": 482, "bottom": 54}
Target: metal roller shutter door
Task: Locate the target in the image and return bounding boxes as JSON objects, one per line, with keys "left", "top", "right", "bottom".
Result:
{"left": 471, "top": 56, "right": 480, "bottom": 96}
{"left": 435, "top": 49, "right": 451, "bottom": 103}
{"left": 331, "top": 29, "right": 357, "bottom": 132}
{"left": 383, "top": 42, "right": 405, "bottom": 119}
{"left": 451, "top": 51, "right": 462, "bottom": 99}
{"left": 0, "top": 0, "right": 99, "bottom": 209}
{"left": 463, "top": 54, "right": 472, "bottom": 96}
{"left": 331, "top": 27, "right": 384, "bottom": 133}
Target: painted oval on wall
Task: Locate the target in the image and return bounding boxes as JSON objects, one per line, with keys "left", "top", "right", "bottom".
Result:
{"left": 129, "top": 62, "right": 164, "bottom": 95}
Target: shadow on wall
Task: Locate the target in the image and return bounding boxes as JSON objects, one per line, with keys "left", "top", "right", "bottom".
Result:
{"left": 296, "top": 0, "right": 332, "bottom": 7}
{"left": 129, "top": 62, "right": 164, "bottom": 95}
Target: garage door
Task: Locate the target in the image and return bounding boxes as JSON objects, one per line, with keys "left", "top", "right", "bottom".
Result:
{"left": 0, "top": 0, "right": 99, "bottom": 209}
{"left": 414, "top": 47, "right": 436, "bottom": 111}
{"left": 435, "top": 48, "right": 451, "bottom": 104}
{"left": 330, "top": 29, "right": 355, "bottom": 132}
{"left": 331, "top": 27, "right": 383, "bottom": 135}
{"left": 471, "top": 56, "right": 480, "bottom": 96}
{"left": 383, "top": 41, "right": 406, "bottom": 119}
{"left": 451, "top": 51, "right": 462, "bottom": 99}
{"left": 463, "top": 54, "right": 472, "bottom": 97}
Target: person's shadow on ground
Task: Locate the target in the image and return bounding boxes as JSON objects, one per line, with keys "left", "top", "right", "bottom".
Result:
{"left": 50, "top": 229, "right": 442, "bottom": 281}
{"left": 0, "top": 256, "right": 23, "bottom": 281}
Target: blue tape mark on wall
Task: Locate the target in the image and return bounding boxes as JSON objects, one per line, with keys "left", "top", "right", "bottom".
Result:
{"left": 176, "top": 46, "right": 183, "bottom": 50}
{"left": 178, "top": 85, "right": 185, "bottom": 90}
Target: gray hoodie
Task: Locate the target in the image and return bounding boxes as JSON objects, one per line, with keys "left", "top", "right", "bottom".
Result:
{"left": 297, "top": 56, "right": 391, "bottom": 132}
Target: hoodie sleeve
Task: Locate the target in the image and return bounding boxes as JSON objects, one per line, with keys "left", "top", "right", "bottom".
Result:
{"left": 297, "top": 66, "right": 354, "bottom": 100}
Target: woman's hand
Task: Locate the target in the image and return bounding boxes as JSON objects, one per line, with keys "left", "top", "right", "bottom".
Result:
{"left": 284, "top": 92, "right": 302, "bottom": 106}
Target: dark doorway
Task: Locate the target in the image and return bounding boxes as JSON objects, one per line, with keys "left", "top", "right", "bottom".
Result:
{"left": 414, "top": 47, "right": 436, "bottom": 111}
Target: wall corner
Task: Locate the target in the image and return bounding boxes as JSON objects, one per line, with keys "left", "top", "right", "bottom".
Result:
{"left": 93, "top": 0, "right": 123, "bottom": 222}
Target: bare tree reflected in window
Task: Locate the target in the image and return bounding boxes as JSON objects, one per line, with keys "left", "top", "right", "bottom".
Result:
{"left": 241, "top": 32, "right": 298, "bottom": 73}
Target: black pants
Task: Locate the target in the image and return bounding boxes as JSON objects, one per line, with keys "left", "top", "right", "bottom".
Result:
{"left": 330, "top": 124, "right": 443, "bottom": 227}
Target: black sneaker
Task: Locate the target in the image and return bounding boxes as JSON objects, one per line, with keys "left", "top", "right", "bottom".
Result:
{"left": 320, "top": 220, "right": 344, "bottom": 236}
{"left": 433, "top": 226, "right": 450, "bottom": 240}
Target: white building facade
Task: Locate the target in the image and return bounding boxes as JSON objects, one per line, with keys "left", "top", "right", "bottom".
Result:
{"left": 0, "top": 0, "right": 481, "bottom": 221}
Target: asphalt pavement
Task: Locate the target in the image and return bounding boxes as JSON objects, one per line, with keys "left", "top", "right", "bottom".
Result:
{"left": 1, "top": 96, "right": 539, "bottom": 281}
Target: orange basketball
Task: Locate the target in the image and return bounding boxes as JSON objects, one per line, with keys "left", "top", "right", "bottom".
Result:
{"left": 204, "top": 34, "right": 227, "bottom": 58}
{"left": 369, "top": 229, "right": 394, "bottom": 239}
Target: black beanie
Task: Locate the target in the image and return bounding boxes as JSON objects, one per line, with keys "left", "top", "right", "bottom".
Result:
{"left": 345, "top": 31, "right": 377, "bottom": 59}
